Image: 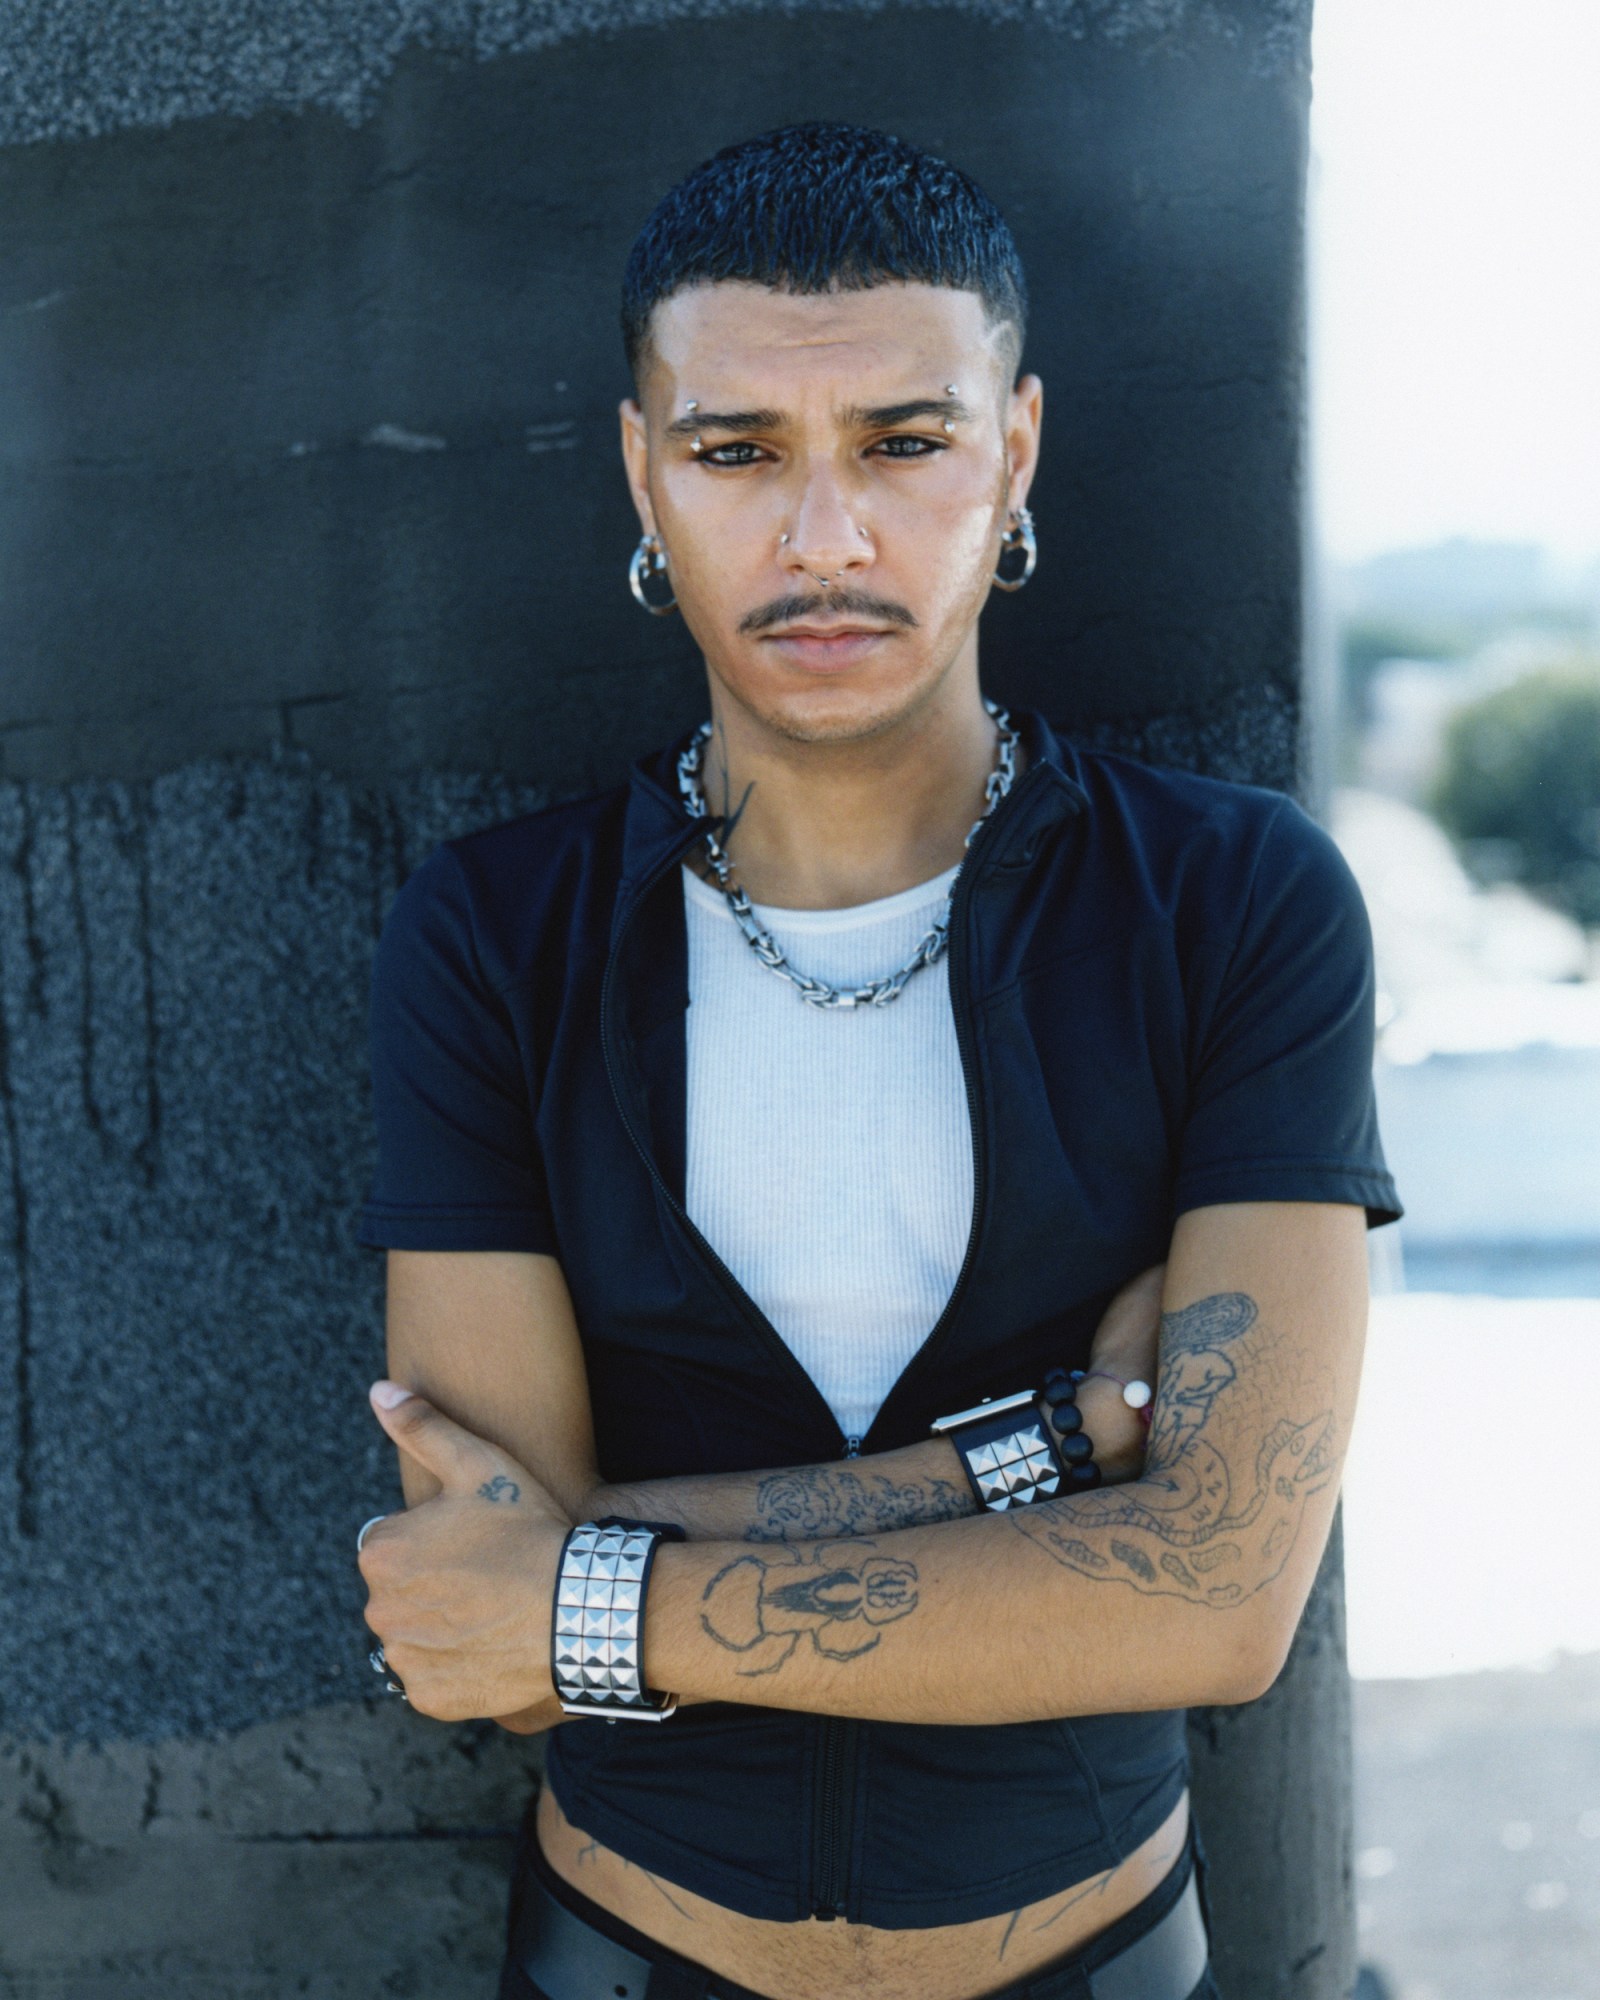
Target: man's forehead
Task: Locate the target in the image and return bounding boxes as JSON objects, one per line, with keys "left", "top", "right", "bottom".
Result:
{"left": 644, "top": 279, "right": 1003, "bottom": 405}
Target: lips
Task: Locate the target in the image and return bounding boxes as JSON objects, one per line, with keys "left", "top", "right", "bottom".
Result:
{"left": 762, "top": 626, "right": 892, "bottom": 674}
{"left": 767, "top": 624, "right": 889, "bottom": 639}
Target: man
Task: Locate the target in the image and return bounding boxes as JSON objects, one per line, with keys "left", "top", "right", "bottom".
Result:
{"left": 356, "top": 123, "right": 1401, "bottom": 2000}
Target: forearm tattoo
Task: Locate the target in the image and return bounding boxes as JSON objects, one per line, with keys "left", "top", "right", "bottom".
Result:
{"left": 700, "top": 1540, "right": 920, "bottom": 1676}
{"left": 1010, "top": 1292, "right": 1337, "bottom": 1607}
{"left": 478, "top": 1475, "right": 520, "bottom": 1503}
{"left": 745, "top": 1465, "right": 973, "bottom": 1543}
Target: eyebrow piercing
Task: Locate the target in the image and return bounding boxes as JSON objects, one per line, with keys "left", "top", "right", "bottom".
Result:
{"left": 691, "top": 434, "right": 703, "bottom": 452}
{"left": 686, "top": 400, "right": 699, "bottom": 411}
{"left": 943, "top": 418, "right": 955, "bottom": 433}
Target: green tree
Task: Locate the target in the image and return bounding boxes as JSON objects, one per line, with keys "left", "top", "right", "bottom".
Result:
{"left": 1430, "top": 664, "right": 1600, "bottom": 926}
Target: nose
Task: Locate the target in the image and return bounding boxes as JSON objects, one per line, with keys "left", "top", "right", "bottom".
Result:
{"left": 781, "top": 466, "right": 872, "bottom": 590}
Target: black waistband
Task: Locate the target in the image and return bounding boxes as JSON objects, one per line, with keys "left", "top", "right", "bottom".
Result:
{"left": 510, "top": 1817, "right": 1209, "bottom": 2000}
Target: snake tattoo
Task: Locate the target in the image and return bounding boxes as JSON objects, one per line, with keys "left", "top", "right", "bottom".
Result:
{"left": 1011, "top": 1292, "right": 1338, "bottom": 1607}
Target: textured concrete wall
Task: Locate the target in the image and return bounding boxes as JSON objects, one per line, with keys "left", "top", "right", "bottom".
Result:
{"left": 0, "top": 2, "right": 1310, "bottom": 788}
{"left": 0, "top": 3, "right": 1350, "bottom": 1995}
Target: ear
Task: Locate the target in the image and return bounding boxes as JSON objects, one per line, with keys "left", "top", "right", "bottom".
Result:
{"left": 1003, "top": 371, "right": 1044, "bottom": 517}
{"left": 617, "top": 396, "right": 657, "bottom": 538}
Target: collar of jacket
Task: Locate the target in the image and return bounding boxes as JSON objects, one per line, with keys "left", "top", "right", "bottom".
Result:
{"left": 615, "top": 705, "right": 1089, "bottom": 901}
{"left": 600, "top": 706, "right": 1089, "bottom": 1259}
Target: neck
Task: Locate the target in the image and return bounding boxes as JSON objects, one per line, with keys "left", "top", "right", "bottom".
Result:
{"left": 693, "top": 684, "right": 1012, "bottom": 911}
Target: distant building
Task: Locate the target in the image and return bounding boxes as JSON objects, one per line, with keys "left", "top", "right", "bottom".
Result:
{"left": 1335, "top": 537, "right": 1553, "bottom": 625}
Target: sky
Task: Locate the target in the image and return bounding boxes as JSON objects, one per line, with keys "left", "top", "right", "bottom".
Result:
{"left": 1310, "top": 0, "right": 1600, "bottom": 568}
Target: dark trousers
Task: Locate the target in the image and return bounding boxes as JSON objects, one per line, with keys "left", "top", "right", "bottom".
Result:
{"left": 497, "top": 1798, "right": 1221, "bottom": 2000}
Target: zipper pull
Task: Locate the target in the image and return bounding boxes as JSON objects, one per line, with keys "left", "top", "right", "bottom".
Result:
{"left": 844, "top": 1436, "right": 862, "bottom": 1459}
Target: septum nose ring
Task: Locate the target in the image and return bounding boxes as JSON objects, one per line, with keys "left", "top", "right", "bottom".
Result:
{"left": 783, "top": 526, "right": 869, "bottom": 589}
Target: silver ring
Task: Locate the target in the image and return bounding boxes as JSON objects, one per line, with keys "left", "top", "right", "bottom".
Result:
{"left": 369, "top": 1642, "right": 409, "bottom": 1702}
{"left": 356, "top": 1513, "right": 388, "bottom": 1554}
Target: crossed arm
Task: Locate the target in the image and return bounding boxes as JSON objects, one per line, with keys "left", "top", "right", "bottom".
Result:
{"left": 361, "top": 1199, "right": 1368, "bottom": 1728}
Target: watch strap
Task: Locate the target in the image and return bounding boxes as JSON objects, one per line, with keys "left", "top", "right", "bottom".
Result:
{"left": 930, "top": 1388, "right": 1065, "bottom": 1510}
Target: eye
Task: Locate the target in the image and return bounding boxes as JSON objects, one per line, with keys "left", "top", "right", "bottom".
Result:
{"left": 698, "top": 441, "right": 765, "bottom": 467}
{"left": 871, "top": 435, "right": 947, "bottom": 459}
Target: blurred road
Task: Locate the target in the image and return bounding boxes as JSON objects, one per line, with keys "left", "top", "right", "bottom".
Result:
{"left": 1344, "top": 1293, "right": 1600, "bottom": 1997}
{"left": 1354, "top": 1655, "right": 1600, "bottom": 2000}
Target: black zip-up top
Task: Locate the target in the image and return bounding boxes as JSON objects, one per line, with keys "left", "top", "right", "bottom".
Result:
{"left": 360, "top": 709, "right": 1400, "bottom": 1928}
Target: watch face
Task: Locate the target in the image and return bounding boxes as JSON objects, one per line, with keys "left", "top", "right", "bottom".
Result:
{"left": 931, "top": 1387, "right": 1037, "bottom": 1432}
{"left": 559, "top": 1695, "right": 678, "bottom": 1721}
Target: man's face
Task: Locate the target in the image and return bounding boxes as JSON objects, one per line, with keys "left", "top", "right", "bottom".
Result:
{"left": 619, "top": 280, "right": 1041, "bottom": 747}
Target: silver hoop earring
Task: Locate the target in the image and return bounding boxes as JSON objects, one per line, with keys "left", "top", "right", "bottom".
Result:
{"left": 992, "top": 506, "right": 1037, "bottom": 592}
{"left": 629, "top": 532, "right": 678, "bottom": 616}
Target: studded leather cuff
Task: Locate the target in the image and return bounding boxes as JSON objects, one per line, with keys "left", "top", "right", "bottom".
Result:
{"left": 930, "top": 1388, "right": 1066, "bottom": 1510}
{"left": 551, "top": 1517, "right": 685, "bottom": 1721}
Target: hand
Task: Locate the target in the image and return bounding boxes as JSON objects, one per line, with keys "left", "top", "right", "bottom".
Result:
{"left": 1088, "top": 1262, "right": 1165, "bottom": 1383}
{"left": 359, "top": 1382, "right": 573, "bottom": 1723}
{"left": 1043, "top": 1263, "right": 1167, "bottom": 1485}
{"left": 487, "top": 1695, "right": 570, "bottom": 1736}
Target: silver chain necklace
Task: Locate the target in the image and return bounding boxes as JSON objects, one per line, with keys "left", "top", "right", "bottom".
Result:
{"left": 676, "top": 700, "right": 1020, "bottom": 1010}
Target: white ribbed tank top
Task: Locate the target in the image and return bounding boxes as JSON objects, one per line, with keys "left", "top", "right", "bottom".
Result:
{"left": 683, "top": 861, "right": 973, "bottom": 1443}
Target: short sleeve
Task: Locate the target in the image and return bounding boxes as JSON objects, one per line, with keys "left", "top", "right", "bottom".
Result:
{"left": 357, "top": 845, "right": 559, "bottom": 1254}
{"left": 1174, "top": 799, "right": 1403, "bottom": 1228}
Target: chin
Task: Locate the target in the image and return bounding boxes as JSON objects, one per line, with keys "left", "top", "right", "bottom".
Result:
{"left": 740, "top": 675, "right": 941, "bottom": 749}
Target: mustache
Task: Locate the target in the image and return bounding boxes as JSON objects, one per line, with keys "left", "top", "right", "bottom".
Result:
{"left": 738, "top": 589, "right": 919, "bottom": 635}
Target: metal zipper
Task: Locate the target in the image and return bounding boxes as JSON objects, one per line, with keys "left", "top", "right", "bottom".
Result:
{"left": 810, "top": 1715, "right": 859, "bottom": 1920}
{"left": 599, "top": 839, "right": 850, "bottom": 1457}
{"left": 600, "top": 766, "right": 1049, "bottom": 1926}
{"left": 805, "top": 776, "right": 1046, "bottom": 1922}
{"left": 859, "top": 760, "right": 1052, "bottom": 1446}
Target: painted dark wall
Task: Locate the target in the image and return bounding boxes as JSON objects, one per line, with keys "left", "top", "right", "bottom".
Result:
{"left": 0, "top": 4, "right": 1347, "bottom": 1995}
{"left": 0, "top": 7, "right": 1306, "bottom": 787}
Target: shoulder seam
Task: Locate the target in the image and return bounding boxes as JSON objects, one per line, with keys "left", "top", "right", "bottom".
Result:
{"left": 1198, "top": 791, "right": 1292, "bottom": 997}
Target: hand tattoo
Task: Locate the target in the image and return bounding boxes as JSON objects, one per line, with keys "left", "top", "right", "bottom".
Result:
{"left": 701, "top": 1540, "right": 919, "bottom": 1676}
{"left": 1011, "top": 1292, "right": 1337, "bottom": 1607}
{"left": 477, "top": 1475, "right": 521, "bottom": 1504}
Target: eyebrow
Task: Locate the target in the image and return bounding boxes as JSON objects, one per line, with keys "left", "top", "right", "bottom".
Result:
{"left": 661, "top": 396, "right": 975, "bottom": 440}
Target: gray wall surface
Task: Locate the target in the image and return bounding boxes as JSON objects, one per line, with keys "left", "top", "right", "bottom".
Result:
{"left": 0, "top": 3, "right": 1349, "bottom": 1995}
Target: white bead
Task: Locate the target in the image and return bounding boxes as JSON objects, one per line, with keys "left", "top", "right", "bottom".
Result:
{"left": 1123, "top": 1379, "right": 1153, "bottom": 1410}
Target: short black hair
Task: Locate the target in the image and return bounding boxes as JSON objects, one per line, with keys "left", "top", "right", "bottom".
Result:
{"left": 621, "top": 122, "right": 1028, "bottom": 393}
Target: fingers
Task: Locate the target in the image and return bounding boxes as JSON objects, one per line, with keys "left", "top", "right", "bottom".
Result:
{"left": 368, "top": 1380, "right": 506, "bottom": 1491}
{"left": 1090, "top": 1262, "right": 1167, "bottom": 1368}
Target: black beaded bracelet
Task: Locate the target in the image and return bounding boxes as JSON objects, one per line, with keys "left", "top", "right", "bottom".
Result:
{"left": 1039, "top": 1367, "right": 1104, "bottom": 1491}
